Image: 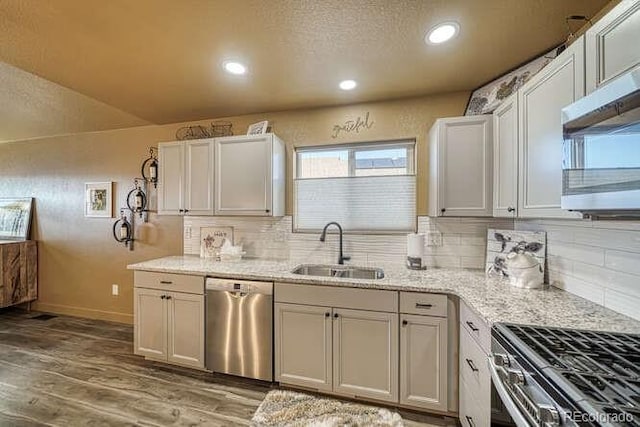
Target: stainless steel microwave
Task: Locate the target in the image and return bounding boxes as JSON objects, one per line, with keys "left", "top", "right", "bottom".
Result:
{"left": 561, "top": 66, "right": 640, "bottom": 217}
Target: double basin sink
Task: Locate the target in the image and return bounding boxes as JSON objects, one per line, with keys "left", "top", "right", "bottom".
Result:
{"left": 292, "top": 264, "right": 385, "bottom": 280}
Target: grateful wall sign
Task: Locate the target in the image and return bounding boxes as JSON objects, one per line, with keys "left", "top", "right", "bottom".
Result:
{"left": 331, "top": 112, "right": 374, "bottom": 138}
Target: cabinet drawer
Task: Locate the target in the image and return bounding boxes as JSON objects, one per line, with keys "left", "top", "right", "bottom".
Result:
{"left": 459, "top": 375, "right": 490, "bottom": 427}
{"left": 400, "top": 292, "right": 448, "bottom": 317}
{"left": 460, "top": 327, "right": 490, "bottom": 395}
{"left": 134, "top": 271, "right": 204, "bottom": 294}
{"left": 275, "top": 283, "right": 397, "bottom": 313}
{"left": 460, "top": 301, "right": 490, "bottom": 353}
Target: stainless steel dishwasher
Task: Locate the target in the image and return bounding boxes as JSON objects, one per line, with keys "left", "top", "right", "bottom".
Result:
{"left": 205, "top": 278, "right": 273, "bottom": 381}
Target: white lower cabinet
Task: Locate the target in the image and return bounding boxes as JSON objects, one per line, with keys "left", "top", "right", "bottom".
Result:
{"left": 458, "top": 301, "right": 491, "bottom": 427}
{"left": 274, "top": 303, "right": 333, "bottom": 392}
{"left": 166, "top": 291, "right": 205, "bottom": 368}
{"left": 275, "top": 302, "right": 398, "bottom": 403}
{"left": 399, "top": 314, "right": 448, "bottom": 412}
{"left": 333, "top": 308, "right": 398, "bottom": 402}
{"left": 275, "top": 284, "right": 454, "bottom": 411}
{"left": 134, "top": 272, "right": 205, "bottom": 370}
{"left": 134, "top": 287, "right": 167, "bottom": 360}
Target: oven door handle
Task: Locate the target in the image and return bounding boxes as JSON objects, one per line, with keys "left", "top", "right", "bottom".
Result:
{"left": 488, "top": 356, "right": 532, "bottom": 427}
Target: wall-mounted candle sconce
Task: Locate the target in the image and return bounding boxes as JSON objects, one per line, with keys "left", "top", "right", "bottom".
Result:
{"left": 112, "top": 209, "right": 134, "bottom": 250}
{"left": 112, "top": 146, "right": 157, "bottom": 251}
{"left": 127, "top": 178, "right": 148, "bottom": 219}
{"left": 141, "top": 147, "right": 158, "bottom": 188}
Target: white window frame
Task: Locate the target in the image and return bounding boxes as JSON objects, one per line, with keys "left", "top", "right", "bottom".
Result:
{"left": 293, "top": 139, "right": 417, "bottom": 234}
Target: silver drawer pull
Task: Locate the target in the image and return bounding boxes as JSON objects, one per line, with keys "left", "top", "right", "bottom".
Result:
{"left": 466, "top": 358, "right": 479, "bottom": 372}
{"left": 415, "top": 303, "right": 433, "bottom": 309}
{"left": 466, "top": 320, "right": 479, "bottom": 332}
{"left": 465, "top": 415, "right": 475, "bottom": 427}
{"left": 160, "top": 280, "right": 173, "bottom": 285}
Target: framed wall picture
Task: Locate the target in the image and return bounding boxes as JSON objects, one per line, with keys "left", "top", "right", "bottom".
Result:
{"left": 85, "top": 182, "right": 113, "bottom": 218}
{"left": 247, "top": 120, "right": 269, "bottom": 135}
{"left": 0, "top": 197, "right": 34, "bottom": 240}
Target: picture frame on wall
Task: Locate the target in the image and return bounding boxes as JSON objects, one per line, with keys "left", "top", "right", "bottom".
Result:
{"left": 0, "top": 197, "right": 34, "bottom": 240}
{"left": 85, "top": 182, "right": 113, "bottom": 218}
{"left": 247, "top": 120, "right": 269, "bottom": 135}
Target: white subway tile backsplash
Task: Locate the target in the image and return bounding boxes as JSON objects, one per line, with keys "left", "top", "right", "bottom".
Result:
{"left": 517, "top": 219, "right": 640, "bottom": 321}
{"left": 184, "top": 215, "right": 513, "bottom": 270}
{"left": 547, "top": 241, "right": 605, "bottom": 266}
{"left": 605, "top": 249, "right": 640, "bottom": 276}
{"left": 550, "top": 271, "right": 606, "bottom": 305}
{"left": 604, "top": 289, "right": 640, "bottom": 321}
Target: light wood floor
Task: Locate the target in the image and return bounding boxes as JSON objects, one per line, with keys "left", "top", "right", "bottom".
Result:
{"left": 0, "top": 308, "right": 455, "bottom": 426}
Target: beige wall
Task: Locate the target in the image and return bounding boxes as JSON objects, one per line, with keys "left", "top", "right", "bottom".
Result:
{"left": 0, "top": 92, "right": 469, "bottom": 323}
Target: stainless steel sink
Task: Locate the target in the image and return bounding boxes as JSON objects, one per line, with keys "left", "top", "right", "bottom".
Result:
{"left": 291, "top": 264, "right": 385, "bottom": 280}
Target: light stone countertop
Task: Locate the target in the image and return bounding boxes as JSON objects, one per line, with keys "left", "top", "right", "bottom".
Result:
{"left": 128, "top": 255, "right": 640, "bottom": 334}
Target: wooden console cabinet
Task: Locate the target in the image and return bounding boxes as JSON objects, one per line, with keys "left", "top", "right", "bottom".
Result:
{"left": 0, "top": 240, "right": 37, "bottom": 308}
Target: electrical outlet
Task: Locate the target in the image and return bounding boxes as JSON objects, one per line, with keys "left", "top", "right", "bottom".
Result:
{"left": 426, "top": 231, "right": 443, "bottom": 247}
{"left": 112, "top": 284, "right": 119, "bottom": 296}
{"left": 185, "top": 225, "right": 192, "bottom": 239}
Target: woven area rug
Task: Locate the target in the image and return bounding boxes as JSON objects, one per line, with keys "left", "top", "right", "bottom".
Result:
{"left": 251, "top": 389, "right": 404, "bottom": 427}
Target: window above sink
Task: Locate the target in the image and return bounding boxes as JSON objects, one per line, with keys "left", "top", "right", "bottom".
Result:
{"left": 294, "top": 140, "right": 417, "bottom": 234}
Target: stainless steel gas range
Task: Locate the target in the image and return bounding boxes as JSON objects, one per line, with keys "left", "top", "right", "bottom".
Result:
{"left": 490, "top": 323, "right": 639, "bottom": 427}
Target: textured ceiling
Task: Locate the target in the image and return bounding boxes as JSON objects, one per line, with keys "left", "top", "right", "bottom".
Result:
{"left": 0, "top": 61, "right": 149, "bottom": 142}
{"left": 1, "top": 0, "right": 610, "bottom": 129}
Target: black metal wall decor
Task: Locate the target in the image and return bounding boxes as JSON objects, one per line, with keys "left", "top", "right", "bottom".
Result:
{"left": 112, "top": 147, "right": 156, "bottom": 251}
{"left": 141, "top": 147, "right": 158, "bottom": 188}
{"left": 113, "top": 209, "right": 134, "bottom": 250}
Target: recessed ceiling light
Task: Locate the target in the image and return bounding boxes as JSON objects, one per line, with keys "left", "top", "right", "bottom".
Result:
{"left": 223, "top": 61, "right": 247, "bottom": 75}
{"left": 426, "top": 22, "right": 460, "bottom": 44}
{"left": 339, "top": 80, "right": 357, "bottom": 91}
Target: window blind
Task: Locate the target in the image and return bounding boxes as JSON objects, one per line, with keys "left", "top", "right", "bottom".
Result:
{"left": 294, "top": 175, "right": 416, "bottom": 232}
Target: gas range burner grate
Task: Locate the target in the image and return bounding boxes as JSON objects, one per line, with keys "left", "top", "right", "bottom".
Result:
{"left": 503, "top": 324, "right": 640, "bottom": 426}
{"left": 507, "top": 324, "right": 640, "bottom": 378}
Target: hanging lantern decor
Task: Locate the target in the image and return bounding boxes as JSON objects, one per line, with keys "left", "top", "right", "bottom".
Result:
{"left": 141, "top": 147, "right": 159, "bottom": 188}
{"left": 112, "top": 209, "right": 134, "bottom": 250}
{"left": 126, "top": 179, "right": 147, "bottom": 218}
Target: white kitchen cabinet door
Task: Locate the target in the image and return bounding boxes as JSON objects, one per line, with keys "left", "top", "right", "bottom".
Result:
{"left": 429, "top": 116, "right": 493, "bottom": 217}
{"left": 158, "top": 142, "right": 184, "bottom": 215}
{"left": 215, "top": 135, "right": 273, "bottom": 216}
{"left": 493, "top": 94, "right": 519, "bottom": 217}
{"left": 332, "top": 308, "right": 398, "bottom": 403}
{"left": 184, "top": 140, "right": 215, "bottom": 216}
{"left": 400, "top": 314, "right": 448, "bottom": 412}
{"left": 134, "top": 287, "right": 167, "bottom": 361}
{"left": 166, "top": 292, "right": 205, "bottom": 369}
{"left": 275, "top": 303, "right": 333, "bottom": 392}
{"left": 586, "top": 0, "right": 640, "bottom": 94}
{"left": 518, "top": 36, "right": 584, "bottom": 219}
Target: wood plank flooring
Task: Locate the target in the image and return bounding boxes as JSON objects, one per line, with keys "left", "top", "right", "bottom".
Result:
{"left": 0, "top": 309, "right": 454, "bottom": 427}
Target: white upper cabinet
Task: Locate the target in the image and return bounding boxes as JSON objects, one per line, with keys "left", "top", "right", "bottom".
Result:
{"left": 429, "top": 115, "right": 493, "bottom": 217}
{"left": 586, "top": 0, "right": 640, "bottom": 94}
{"left": 214, "top": 133, "right": 285, "bottom": 216}
{"left": 517, "top": 36, "right": 584, "bottom": 219}
{"left": 184, "top": 140, "right": 215, "bottom": 215}
{"left": 158, "top": 138, "right": 215, "bottom": 216}
{"left": 492, "top": 94, "right": 519, "bottom": 217}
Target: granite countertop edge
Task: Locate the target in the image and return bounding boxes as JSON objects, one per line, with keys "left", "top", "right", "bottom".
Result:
{"left": 128, "top": 255, "right": 640, "bottom": 334}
